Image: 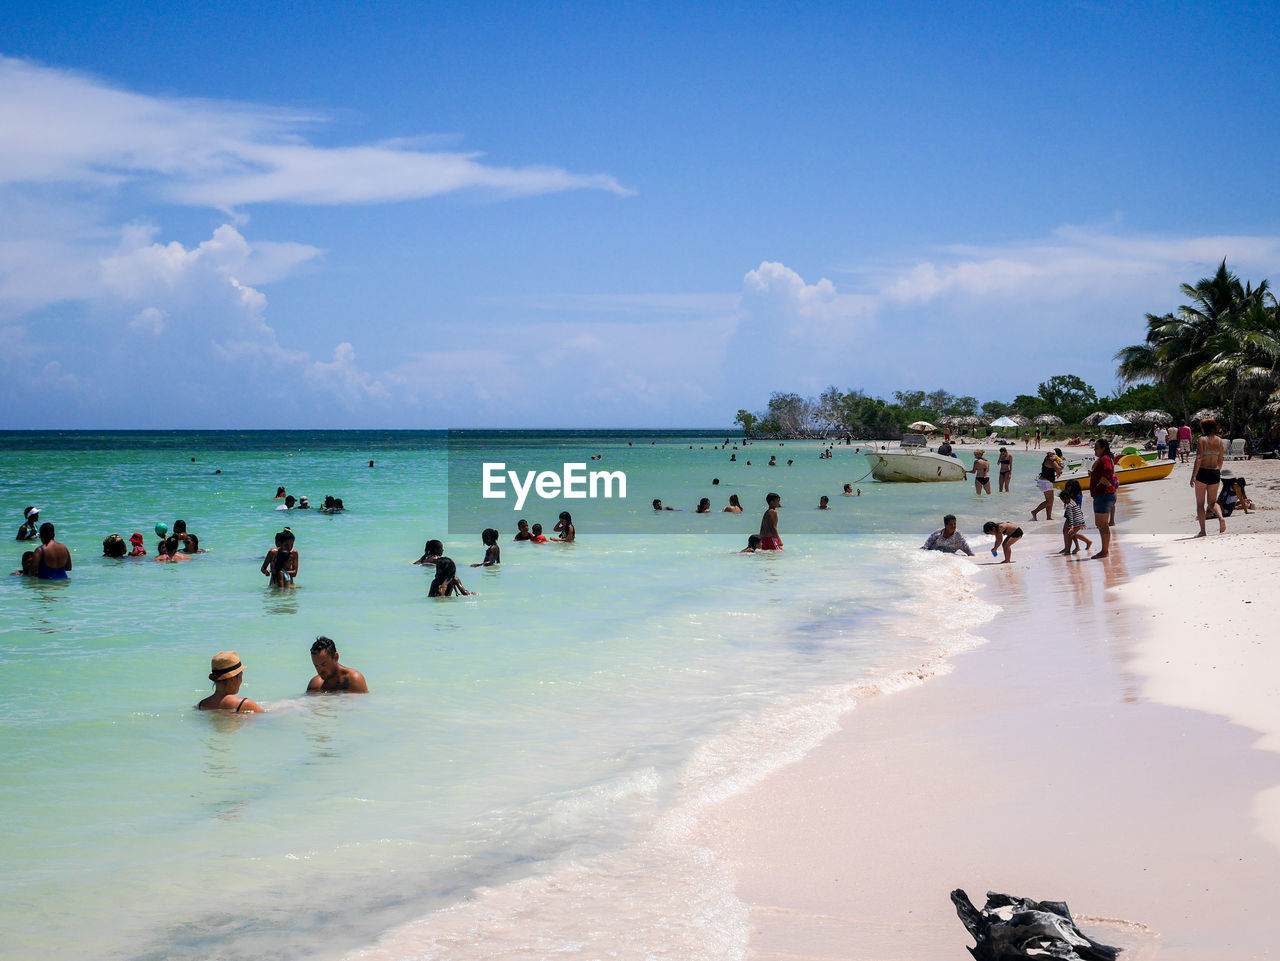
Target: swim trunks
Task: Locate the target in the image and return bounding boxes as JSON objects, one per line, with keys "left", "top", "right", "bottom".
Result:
{"left": 1179, "top": 439, "right": 1191, "bottom": 453}
{"left": 1195, "top": 467, "right": 1221, "bottom": 485}
{"left": 1009, "top": 527, "right": 1024, "bottom": 539}
{"left": 759, "top": 537, "right": 782, "bottom": 551}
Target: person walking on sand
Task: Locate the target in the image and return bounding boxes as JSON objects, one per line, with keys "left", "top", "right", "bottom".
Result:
{"left": 1033, "top": 427, "right": 1042, "bottom": 449}
{"left": 1030, "top": 450, "right": 1061, "bottom": 521}
{"left": 198, "top": 651, "right": 263, "bottom": 713}
{"left": 1177, "top": 422, "right": 1193, "bottom": 463}
{"left": 32, "top": 522, "right": 72, "bottom": 579}
{"left": 1088, "top": 440, "right": 1117, "bottom": 559}
{"left": 306, "top": 636, "right": 369, "bottom": 693}
{"left": 1057, "top": 488, "right": 1093, "bottom": 555}
{"left": 759, "top": 493, "right": 783, "bottom": 550}
{"left": 1191, "top": 416, "right": 1226, "bottom": 537}
{"left": 966, "top": 450, "right": 991, "bottom": 494}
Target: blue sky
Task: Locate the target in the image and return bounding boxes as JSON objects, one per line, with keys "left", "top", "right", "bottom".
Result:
{"left": 3, "top": 1, "right": 1279, "bottom": 427}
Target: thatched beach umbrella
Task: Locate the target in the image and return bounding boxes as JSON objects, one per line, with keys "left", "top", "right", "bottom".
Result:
{"left": 1083, "top": 411, "right": 1107, "bottom": 426}
{"left": 1142, "top": 410, "right": 1173, "bottom": 426}
{"left": 1011, "top": 414, "right": 1031, "bottom": 427}
{"left": 1192, "top": 408, "right": 1222, "bottom": 422}
{"left": 1033, "top": 414, "right": 1064, "bottom": 427}
{"left": 1121, "top": 410, "right": 1144, "bottom": 423}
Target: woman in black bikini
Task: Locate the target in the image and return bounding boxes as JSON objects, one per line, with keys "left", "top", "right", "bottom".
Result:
{"left": 1191, "top": 416, "right": 1227, "bottom": 536}
{"left": 997, "top": 446, "right": 1013, "bottom": 493}
{"left": 197, "top": 651, "right": 263, "bottom": 713}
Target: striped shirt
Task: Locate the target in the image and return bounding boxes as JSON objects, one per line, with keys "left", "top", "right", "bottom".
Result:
{"left": 1064, "top": 501, "right": 1084, "bottom": 528}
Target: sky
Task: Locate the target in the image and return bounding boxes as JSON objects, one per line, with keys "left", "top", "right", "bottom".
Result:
{"left": 2, "top": 0, "right": 1279, "bottom": 428}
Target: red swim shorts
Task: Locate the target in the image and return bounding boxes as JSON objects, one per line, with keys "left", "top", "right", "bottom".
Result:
{"left": 760, "top": 537, "right": 783, "bottom": 551}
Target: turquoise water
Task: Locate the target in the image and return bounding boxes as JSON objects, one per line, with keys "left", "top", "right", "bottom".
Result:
{"left": 0, "top": 432, "right": 1041, "bottom": 961}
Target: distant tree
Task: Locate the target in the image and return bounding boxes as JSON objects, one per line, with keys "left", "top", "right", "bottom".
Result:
{"left": 1036, "top": 374, "right": 1098, "bottom": 423}
{"left": 948, "top": 395, "right": 979, "bottom": 416}
{"left": 1012, "top": 394, "right": 1050, "bottom": 418}
{"left": 893, "top": 389, "right": 927, "bottom": 409}
{"left": 734, "top": 409, "right": 759, "bottom": 435}
{"left": 981, "top": 399, "right": 1013, "bottom": 418}
{"left": 765, "top": 392, "right": 812, "bottom": 435}
{"left": 925, "top": 389, "right": 956, "bottom": 411}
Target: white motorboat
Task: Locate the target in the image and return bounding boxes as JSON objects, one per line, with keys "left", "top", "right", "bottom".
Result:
{"left": 864, "top": 447, "right": 967, "bottom": 482}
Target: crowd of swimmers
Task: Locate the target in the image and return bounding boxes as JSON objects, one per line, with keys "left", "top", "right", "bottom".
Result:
{"left": 275, "top": 488, "right": 345, "bottom": 512}
{"left": 409, "top": 512, "right": 575, "bottom": 596}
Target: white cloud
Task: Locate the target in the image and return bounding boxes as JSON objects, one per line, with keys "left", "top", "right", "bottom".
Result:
{"left": 130, "top": 307, "right": 166, "bottom": 334}
{"left": 0, "top": 56, "right": 630, "bottom": 208}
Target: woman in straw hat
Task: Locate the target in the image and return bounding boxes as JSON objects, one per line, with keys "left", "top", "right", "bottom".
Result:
{"left": 198, "top": 651, "right": 264, "bottom": 712}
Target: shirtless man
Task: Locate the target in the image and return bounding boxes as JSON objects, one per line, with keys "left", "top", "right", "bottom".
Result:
{"left": 32, "top": 523, "right": 72, "bottom": 579}
{"left": 966, "top": 450, "right": 991, "bottom": 494}
{"left": 306, "top": 636, "right": 369, "bottom": 693}
{"left": 759, "top": 493, "right": 783, "bottom": 550}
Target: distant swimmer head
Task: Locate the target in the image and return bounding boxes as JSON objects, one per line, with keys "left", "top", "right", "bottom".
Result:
{"left": 129, "top": 533, "right": 144, "bottom": 546}
{"left": 102, "top": 534, "right": 127, "bottom": 558}
{"left": 425, "top": 539, "right": 443, "bottom": 556}
{"left": 23, "top": 506, "right": 39, "bottom": 521}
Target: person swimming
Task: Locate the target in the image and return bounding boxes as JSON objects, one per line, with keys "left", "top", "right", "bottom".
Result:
{"left": 470, "top": 529, "right": 501, "bottom": 567}
{"left": 198, "top": 651, "right": 264, "bottom": 713}
{"left": 722, "top": 494, "right": 743, "bottom": 513}
{"left": 529, "top": 524, "right": 548, "bottom": 543}
{"left": 514, "top": 520, "right": 532, "bottom": 541}
{"left": 695, "top": 498, "right": 711, "bottom": 513}
{"left": 32, "top": 523, "right": 71, "bottom": 579}
{"left": 428, "top": 557, "right": 471, "bottom": 596}
{"left": 551, "top": 512, "right": 575, "bottom": 542}
{"left": 261, "top": 530, "right": 297, "bottom": 586}
{"left": 414, "top": 539, "right": 444, "bottom": 565}
{"left": 740, "top": 534, "right": 762, "bottom": 553}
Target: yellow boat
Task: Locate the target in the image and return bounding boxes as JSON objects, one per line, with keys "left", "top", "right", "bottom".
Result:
{"left": 1053, "top": 454, "right": 1175, "bottom": 491}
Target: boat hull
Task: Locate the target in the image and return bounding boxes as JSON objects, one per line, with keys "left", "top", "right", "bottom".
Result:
{"left": 1053, "top": 458, "right": 1175, "bottom": 491}
{"left": 865, "top": 450, "right": 967, "bottom": 482}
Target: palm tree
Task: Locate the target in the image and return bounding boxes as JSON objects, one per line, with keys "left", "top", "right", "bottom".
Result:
{"left": 1115, "top": 260, "right": 1275, "bottom": 426}
{"left": 1191, "top": 296, "right": 1280, "bottom": 433}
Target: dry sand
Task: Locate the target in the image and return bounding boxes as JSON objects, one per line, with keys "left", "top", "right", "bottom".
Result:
{"left": 698, "top": 454, "right": 1280, "bottom": 961}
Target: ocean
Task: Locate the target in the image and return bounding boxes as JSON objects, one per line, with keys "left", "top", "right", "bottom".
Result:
{"left": 0, "top": 431, "right": 1038, "bottom": 961}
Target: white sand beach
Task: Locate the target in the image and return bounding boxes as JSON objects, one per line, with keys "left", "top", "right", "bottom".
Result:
{"left": 699, "top": 455, "right": 1280, "bottom": 960}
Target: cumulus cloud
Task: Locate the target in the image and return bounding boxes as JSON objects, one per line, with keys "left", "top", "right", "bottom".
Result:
{"left": 0, "top": 55, "right": 629, "bottom": 208}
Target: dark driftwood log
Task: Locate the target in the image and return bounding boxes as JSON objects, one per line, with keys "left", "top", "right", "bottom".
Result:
{"left": 951, "top": 889, "right": 1121, "bottom": 961}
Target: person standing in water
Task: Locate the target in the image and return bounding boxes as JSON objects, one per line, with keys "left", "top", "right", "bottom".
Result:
{"left": 966, "top": 450, "right": 991, "bottom": 494}
{"left": 198, "top": 651, "right": 264, "bottom": 712}
{"left": 32, "top": 523, "right": 72, "bottom": 579}
{"left": 997, "top": 446, "right": 1013, "bottom": 493}
{"left": 759, "top": 493, "right": 783, "bottom": 550}
{"left": 306, "top": 637, "right": 369, "bottom": 693}
{"left": 16, "top": 506, "right": 40, "bottom": 541}
{"left": 551, "top": 512, "right": 575, "bottom": 542}
{"left": 470, "top": 529, "right": 501, "bottom": 567}
{"left": 261, "top": 530, "right": 298, "bottom": 587}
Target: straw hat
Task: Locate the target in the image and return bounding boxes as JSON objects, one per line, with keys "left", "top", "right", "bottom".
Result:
{"left": 209, "top": 651, "right": 244, "bottom": 682}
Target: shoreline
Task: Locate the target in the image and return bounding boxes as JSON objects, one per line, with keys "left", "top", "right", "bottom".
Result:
{"left": 698, "top": 455, "right": 1280, "bottom": 960}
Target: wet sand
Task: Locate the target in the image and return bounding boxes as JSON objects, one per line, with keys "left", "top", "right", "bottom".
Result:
{"left": 699, "top": 455, "right": 1280, "bottom": 960}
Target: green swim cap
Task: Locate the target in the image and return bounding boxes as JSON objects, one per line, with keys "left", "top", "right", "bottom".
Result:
{"left": 155, "top": 523, "right": 168, "bottom": 537}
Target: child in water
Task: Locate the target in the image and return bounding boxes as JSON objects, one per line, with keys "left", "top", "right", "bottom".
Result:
{"left": 429, "top": 557, "right": 471, "bottom": 596}
{"left": 128, "top": 533, "right": 147, "bottom": 557}
{"left": 471, "top": 529, "right": 501, "bottom": 567}
{"left": 740, "top": 534, "right": 762, "bottom": 553}
{"left": 529, "top": 524, "right": 548, "bottom": 543}
{"left": 414, "top": 539, "right": 444, "bottom": 565}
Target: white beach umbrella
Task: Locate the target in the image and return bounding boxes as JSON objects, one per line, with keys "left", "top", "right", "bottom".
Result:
{"left": 988, "top": 416, "right": 1020, "bottom": 428}
{"left": 1097, "top": 413, "right": 1131, "bottom": 427}
{"left": 907, "top": 420, "right": 937, "bottom": 432}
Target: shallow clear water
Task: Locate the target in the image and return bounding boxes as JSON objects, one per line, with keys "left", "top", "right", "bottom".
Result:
{"left": 0, "top": 432, "right": 1041, "bottom": 961}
